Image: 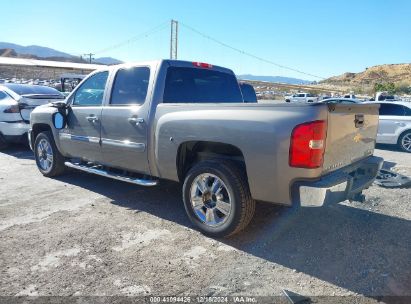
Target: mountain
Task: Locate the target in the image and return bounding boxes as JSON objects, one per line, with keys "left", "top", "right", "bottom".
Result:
{"left": 94, "top": 57, "right": 123, "bottom": 65}
{"left": 0, "top": 42, "right": 72, "bottom": 58}
{"left": 321, "top": 63, "right": 411, "bottom": 87}
{"left": 0, "top": 42, "right": 123, "bottom": 65}
{"left": 237, "top": 74, "right": 311, "bottom": 85}
{"left": 0, "top": 47, "right": 88, "bottom": 63}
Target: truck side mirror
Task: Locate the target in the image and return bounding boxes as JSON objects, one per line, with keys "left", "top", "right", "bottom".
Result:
{"left": 52, "top": 112, "right": 67, "bottom": 129}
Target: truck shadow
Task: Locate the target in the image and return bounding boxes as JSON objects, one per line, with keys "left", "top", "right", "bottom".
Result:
{"left": 382, "top": 160, "right": 397, "bottom": 170}
{"left": 226, "top": 201, "right": 411, "bottom": 298}
{"left": 56, "top": 171, "right": 411, "bottom": 298}
{"left": 0, "top": 144, "right": 34, "bottom": 160}
{"left": 376, "top": 143, "right": 403, "bottom": 153}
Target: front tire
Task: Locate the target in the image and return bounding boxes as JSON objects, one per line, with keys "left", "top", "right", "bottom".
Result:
{"left": 182, "top": 160, "right": 255, "bottom": 238}
{"left": 34, "top": 131, "right": 66, "bottom": 177}
{"left": 398, "top": 131, "right": 411, "bottom": 153}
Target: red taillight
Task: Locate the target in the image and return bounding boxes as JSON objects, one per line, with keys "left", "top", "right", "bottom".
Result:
{"left": 289, "top": 120, "right": 327, "bottom": 168}
{"left": 3, "top": 103, "right": 19, "bottom": 113}
{"left": 192, "top": 62, "right": 213, "bottom": 69}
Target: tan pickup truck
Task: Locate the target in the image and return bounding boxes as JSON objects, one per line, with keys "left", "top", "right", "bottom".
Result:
{"left": 29, "top": 60, "right": 383, "bottom": 237}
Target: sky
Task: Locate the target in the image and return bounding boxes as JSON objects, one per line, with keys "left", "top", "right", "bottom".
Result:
{"left": 1, "top": 0, "right": 411, "bottom": 80}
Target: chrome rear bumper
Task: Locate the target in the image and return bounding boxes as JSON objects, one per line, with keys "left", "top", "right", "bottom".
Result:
{"left": 293, "top": 156, "right": 383, "bottom": 207}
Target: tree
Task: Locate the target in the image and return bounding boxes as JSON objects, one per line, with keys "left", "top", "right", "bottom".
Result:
{"left": 395, "top": 82, "right": 411, "bottom": 95}
{"left": 374, "top": 82, "right": 395, "bottom": 94}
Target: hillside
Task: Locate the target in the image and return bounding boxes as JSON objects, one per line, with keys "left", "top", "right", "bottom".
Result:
{"left": 0, "top": 42, "right": 123, "bottom": 65}
{"left": 322, "top": 63, "right": 411, "bottom": 87}
{"left": 0, "top": 48, "right": 88, "bottom": 63}
{"left": 237, "top": 74, "right": 310, "bottom": 85}
{"left": 0, "top": 42, "right": 72, "bottom": 58}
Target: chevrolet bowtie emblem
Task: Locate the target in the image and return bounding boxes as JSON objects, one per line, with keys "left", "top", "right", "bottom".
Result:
{"left": 354, "top": 133, "right": 362, "bottom": 143}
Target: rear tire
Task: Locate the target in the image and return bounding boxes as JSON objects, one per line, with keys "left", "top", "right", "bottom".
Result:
{"left": 285, "top": 99, "right": 290, "bottom": 103}
{"left": 182, "top": 160, "right": 255, "bottom": 238}
{"left": 34, "top": 131, "right": 66, "bottom": 177}
{"left": 398, "top": 131, "right": 411, "bottom": 153}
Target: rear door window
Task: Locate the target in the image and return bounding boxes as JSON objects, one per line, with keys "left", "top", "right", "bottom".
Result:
{"left": 163, "top": 67, "right": 242, "bottom": 103}
{"left": 110, "top": 67, "right": 150, "bottom": 105}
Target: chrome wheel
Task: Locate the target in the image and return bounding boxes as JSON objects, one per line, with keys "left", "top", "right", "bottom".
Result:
{"left": 36, "top": 138, "right": 53, "bottom": 172}
{"left": 190, "top": 173, "right": 232, "bottom": 227}
{"left": 401, "top": 133, "right": 411, "bottom": 152}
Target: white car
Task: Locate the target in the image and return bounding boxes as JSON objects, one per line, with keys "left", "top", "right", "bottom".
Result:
{"left": 285, "top": 93, "right": 319, "bottom": 103}
{"left": 0, "top": 84, "right": 64, "bottom": 148}
{"left": 343, "top": 94, "right": 357, "bottom": 99}
{"left": 365, "top": 101, "right": 411, "bottom": 152}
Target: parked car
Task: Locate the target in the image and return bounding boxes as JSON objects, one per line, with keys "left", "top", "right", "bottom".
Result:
{"left": 29, "top": 60, "right": 382, "bottom": 237}
{"left": 60, "top": 73, "right": 87, "bottom": 93}
{"left": 343, "top": 94, "right": 357, "bottom": 99}
{"left": 0, "top": 84, "right": 64, "bottom": 148}
{"left": 376, "top": 91, "right": 400, "bottom": 102}
{"left": 364, "top": 101, "right": 411, "bottom": 152}
{"left": 285, "top": 93, "right": 319, "bottom": 103}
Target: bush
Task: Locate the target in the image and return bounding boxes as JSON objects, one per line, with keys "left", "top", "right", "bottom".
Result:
{"left": 374, "top": 82, "right": 395, "bottom": 94}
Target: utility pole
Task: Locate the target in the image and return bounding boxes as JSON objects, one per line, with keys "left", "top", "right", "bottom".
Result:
{"left": 83, "top": 53, "right": 95, "bottom": 63}
{"left": 170, "top": 19, "right": 178, "bottom": 60}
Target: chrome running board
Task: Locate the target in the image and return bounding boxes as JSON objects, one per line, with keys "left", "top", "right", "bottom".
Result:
{"left": 64, "top": 162, "right": 158, "bottom": 187}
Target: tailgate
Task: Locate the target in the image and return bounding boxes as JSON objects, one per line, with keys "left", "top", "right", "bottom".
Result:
{"left": 322, "top": 103, "right": 380, "bottom": 174}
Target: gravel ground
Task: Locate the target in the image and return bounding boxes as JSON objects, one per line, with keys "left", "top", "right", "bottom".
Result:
{"left": 0, "top": 144, "right": 410, "bottom": 303}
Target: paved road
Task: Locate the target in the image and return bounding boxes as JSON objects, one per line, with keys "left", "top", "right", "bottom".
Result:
{"left": 0, "top": 145, "right": 410, "bottom": 302}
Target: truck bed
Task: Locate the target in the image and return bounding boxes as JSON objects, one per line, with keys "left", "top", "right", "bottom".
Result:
{"left": 151, "top": 102, "right": 380, "bottom": 205}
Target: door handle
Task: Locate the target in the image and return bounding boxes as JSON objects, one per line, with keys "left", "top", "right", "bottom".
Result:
{"left": 128, "top": 117, "right": 144, "bottom": 126}
{"left": 86, "top": 116, "right": 99, "bottom": 123}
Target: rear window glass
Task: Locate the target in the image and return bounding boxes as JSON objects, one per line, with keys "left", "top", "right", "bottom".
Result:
{"left": 3, "top": 83, "right": 63, "bottom": 97}
{"left": 379, "top": 103, "right": 405, "bottom": 116}
{"left": 163, "top": 67, "right": 243, "bottom": 103}
{"left": 0, "top": 91, "right": 8, "bottom": 100}
{"left": 239, "top": 83, "right": 257, "bottom": 103}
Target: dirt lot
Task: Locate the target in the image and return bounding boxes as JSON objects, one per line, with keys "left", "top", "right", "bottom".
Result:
{"left": 0, "top": 145, "right": 410, "bottom": 302}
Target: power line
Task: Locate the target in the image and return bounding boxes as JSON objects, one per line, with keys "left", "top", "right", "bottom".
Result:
{"left": 94, "top": 21, "right": 169, "bottom": 55}
{"left": 180, "top": 22, "right": 325, "bottom": 80}
{"left": 83, "top": 53, "right": 95, "bottom": 63}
